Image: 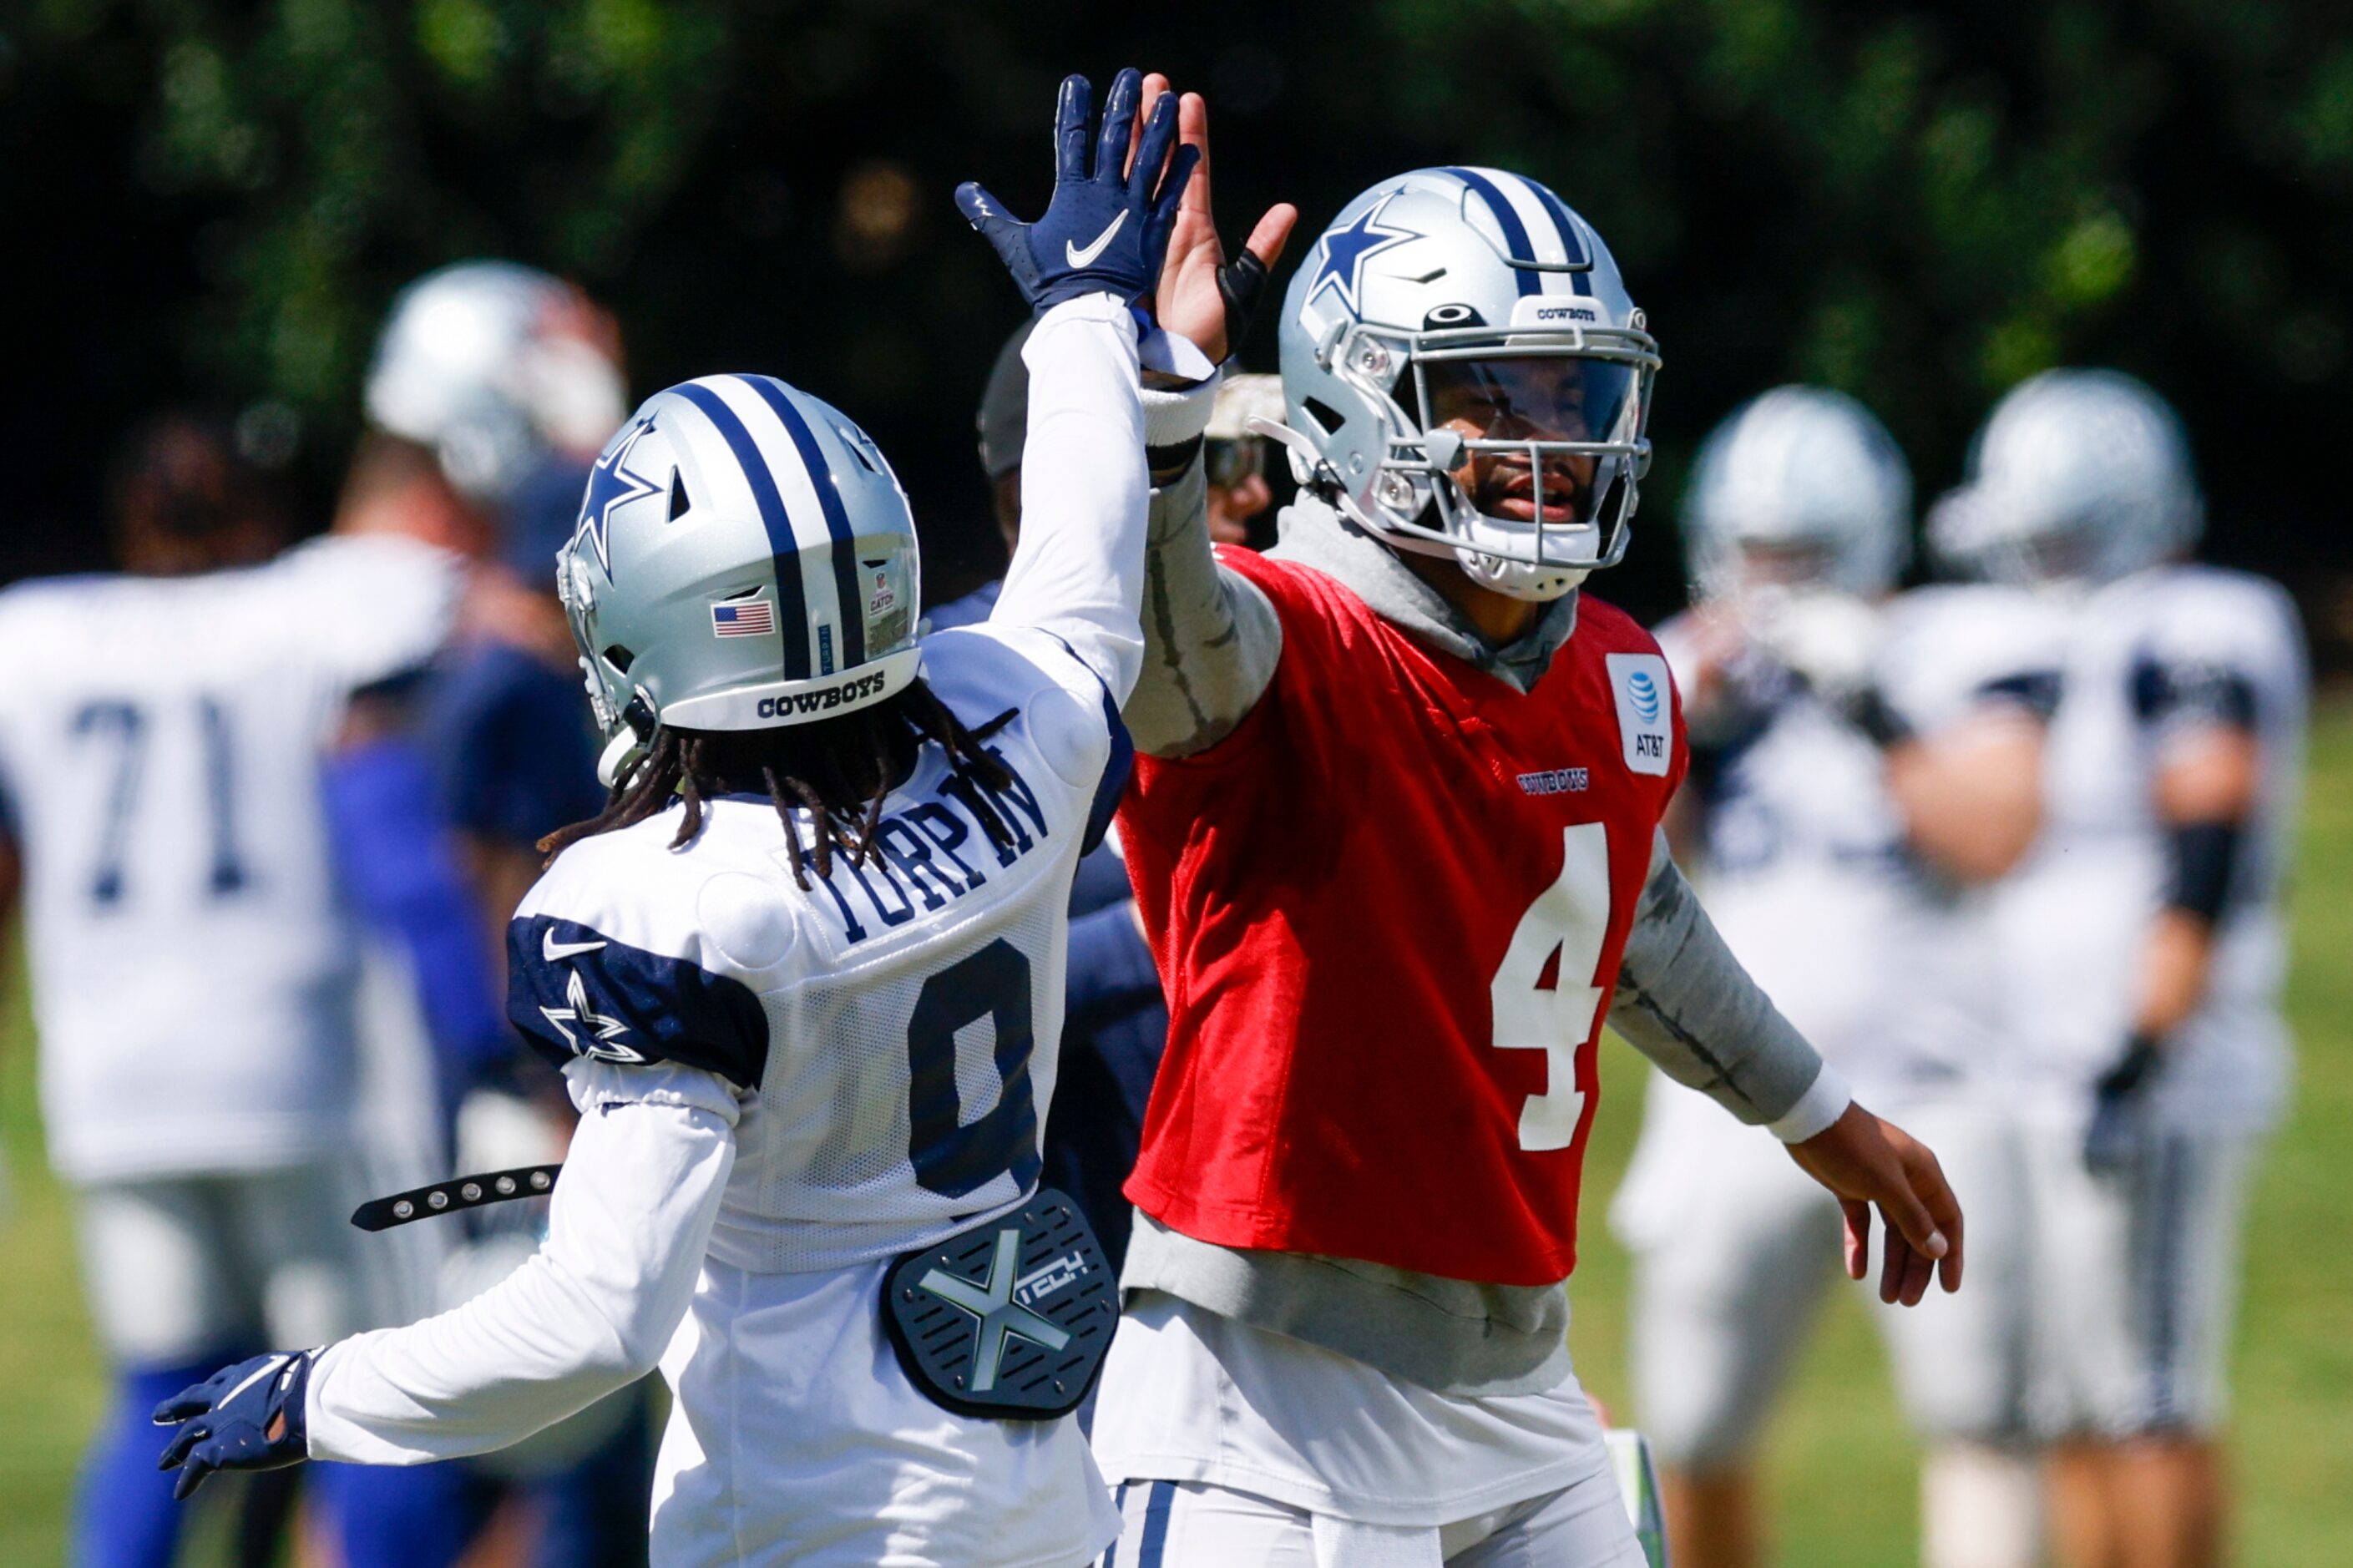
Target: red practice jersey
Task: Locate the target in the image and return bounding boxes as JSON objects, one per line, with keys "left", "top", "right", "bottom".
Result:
{"left": 1118, "top": 550, "right": 1687, "bottom": 1287}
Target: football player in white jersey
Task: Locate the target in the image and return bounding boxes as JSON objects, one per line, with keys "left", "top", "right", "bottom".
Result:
{"left": 0, "top": 415, "right": 460, "bottom": 1566}
{"left": 1932, "top": 369, "right": 2306, "bottom": 1568}
{"left": 1612, "top": 387, "right": 2065, "bottom": 1568}
{"left": 154, "top": 68, "right": 1207, "bottom": 1567}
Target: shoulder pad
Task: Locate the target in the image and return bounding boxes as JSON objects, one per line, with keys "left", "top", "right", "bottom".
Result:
{"left": 506, "top": 912, "right": 769, "bottom": 1089}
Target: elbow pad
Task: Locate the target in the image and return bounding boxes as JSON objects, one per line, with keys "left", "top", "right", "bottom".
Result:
{"left": 2165, "top": 818, "right": 2244, "bottom": 926}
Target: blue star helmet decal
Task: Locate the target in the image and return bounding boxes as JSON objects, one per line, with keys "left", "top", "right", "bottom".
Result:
{"left": 1309, "top": 194, "right": 1419, "bottom": 318}
{"left": 576, "top": 417, "right": 663, "bottom": 579}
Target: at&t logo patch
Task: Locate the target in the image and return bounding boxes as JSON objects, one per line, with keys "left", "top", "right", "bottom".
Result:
{"left": 1607, "top": 652, "right": 1673, "bottom": 776}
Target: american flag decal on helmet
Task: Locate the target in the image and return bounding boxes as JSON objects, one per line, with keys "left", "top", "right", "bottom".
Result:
{"left": 711, "top": 599, "right": 775, "bottom": 638}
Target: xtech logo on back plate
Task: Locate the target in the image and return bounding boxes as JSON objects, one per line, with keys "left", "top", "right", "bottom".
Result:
{"left": 1606, "top": 653, "right": 1673, "bottom": 776}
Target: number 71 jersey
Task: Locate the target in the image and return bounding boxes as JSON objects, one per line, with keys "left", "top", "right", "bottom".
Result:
{"left": 0, "top": 537, "right": 460, "bottom": 1181}
{"left": 1118, "top": 552, "right": 1686, "bottom": 1289}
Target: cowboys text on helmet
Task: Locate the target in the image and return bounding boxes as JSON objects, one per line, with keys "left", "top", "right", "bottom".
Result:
{"left": 556, "top": 375, "right": 923, "bottom": 787}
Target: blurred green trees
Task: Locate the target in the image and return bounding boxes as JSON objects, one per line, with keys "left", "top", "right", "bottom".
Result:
{"left": 3, "top": 0, "right": 2350, "bottom": 633}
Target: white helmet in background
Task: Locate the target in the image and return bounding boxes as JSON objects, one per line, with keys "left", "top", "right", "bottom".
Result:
{"left": 1683, "top": 385, "right": 1911, "bottom": 602}
{"left": 1930, "top": 368, "right": 2201, "bottom": 587}
{"left": 367, "top": 260, "right": 629, "bottom": 506}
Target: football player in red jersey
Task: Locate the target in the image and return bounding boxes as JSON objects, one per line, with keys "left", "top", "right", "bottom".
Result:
{"left": 1085, "top": 87, "right": 1966, "bottom": 1567}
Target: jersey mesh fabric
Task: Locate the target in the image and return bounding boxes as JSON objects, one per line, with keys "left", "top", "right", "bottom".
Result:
{"left": 726, "top": 888, "right": 1071, "bottom": 1272}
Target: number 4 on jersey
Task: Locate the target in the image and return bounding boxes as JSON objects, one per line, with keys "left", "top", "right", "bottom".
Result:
{"left": 1490, "top": 823, "right": 1612, "bottom": 1151}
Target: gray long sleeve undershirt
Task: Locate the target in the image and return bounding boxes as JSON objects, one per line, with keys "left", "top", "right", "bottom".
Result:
{"left": 1121, "top": 448, "right": 1846, "bottom": 1394}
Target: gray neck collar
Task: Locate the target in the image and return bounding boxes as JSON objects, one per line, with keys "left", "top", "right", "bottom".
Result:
{"left": 1266, "top": 495, "right": 1579, "bottom": 694}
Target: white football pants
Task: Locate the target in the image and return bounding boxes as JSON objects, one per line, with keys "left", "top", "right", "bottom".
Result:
{"left": 1097, "top": 1474, "right": 1647, "bottom": 1568}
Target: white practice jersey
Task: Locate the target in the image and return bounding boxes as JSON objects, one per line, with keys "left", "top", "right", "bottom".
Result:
{"left": 505, "top": 622, "right": 1125, "bottom": 1273}
{"left": 1657, "top": 587, "right": 2064, "bottom": 1099}
{"left": 305, "top": 300, "right": 1153, "bottom": 1566}
{"left": 0, "top": 535, "right": 459, "bottom": 1181}
{"left": 1994, "top": 564, "right": 2306, "bottom": 1130}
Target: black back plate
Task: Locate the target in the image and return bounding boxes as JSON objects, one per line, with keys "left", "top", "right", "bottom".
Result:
{"left": 880, "top": 1187, "right": 1117, "bottom": 1420}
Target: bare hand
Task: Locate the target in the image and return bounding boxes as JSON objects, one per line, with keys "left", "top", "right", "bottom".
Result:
{"left": 1786, "top": 1101, "right": 1963, "bottom": 1306}
{"left": 1135, "top": 73, "right": 1296, "bottom": 362}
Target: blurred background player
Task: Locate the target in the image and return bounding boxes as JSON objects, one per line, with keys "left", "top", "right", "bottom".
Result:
{"left": 324, "top": 259, "right": 655, "bottom": 1566}
{"left": 1612, "top": 387, "right": 2062, "bottom": 1568}
{"left": 0, "top": 414, "right": 459, "bottom": 1567}
{"left": 1199, "top": 371, "right": 1284, "bottom": 549}
{"left": 932, "top": 330, "right": 1281, "bottom": 1278}
{"left": 1934, "top": 370, "right": 2308, "bottom": 1568}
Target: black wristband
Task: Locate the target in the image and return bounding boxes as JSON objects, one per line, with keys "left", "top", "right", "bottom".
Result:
{"left": 2097, "top": 1032, "right": 2164, "bottom": 1100}
{"left": 2164, "top": 818, "right": 2244, "bottom": 926}
{"left": 1146, "top": 434, "right": 1204, "bottom": 488}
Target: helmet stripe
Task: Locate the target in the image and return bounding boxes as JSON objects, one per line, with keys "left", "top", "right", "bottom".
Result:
{"left": 1519, "top": 180, "right": 1596, "bottom": 297}
{"left": 1441, "top": 166, "right": 1541, "bottom": 296}
{"left": 735, "top": 375, "right": 868, "bottom": 672}
{"left": 670, "top": 381, "right": 814, "bottom": 681}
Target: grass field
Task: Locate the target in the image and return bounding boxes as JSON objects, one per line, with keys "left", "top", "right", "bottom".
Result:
{"left": 3, "top": 710, "right": 2349, "bottom": 1565}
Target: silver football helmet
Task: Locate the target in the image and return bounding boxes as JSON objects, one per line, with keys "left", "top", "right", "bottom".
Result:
{"left": 555, "top": 374, "right": 923, "bottom": 787}
{"left": 1266, "top": 168, "right": 1660, "bottom": 600}
{"left": 1930, "top": 368, "right": 2201, "bottom": 587}
{"left": 1683, "top": 386, "right": 1912, "bottom": 602}
{"left": 367, "top": 260, "right": 628, "bottom": 506}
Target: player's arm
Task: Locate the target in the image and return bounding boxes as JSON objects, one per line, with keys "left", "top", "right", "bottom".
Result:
{"left": 1117, "top": 79, "right": 1296, "bottom": 760}
{"left": 289, "top": 530, "right": 466, "bottom": 692}
{"left": 2086, "top": 649, "right": 2266, "bottom": 1163}
{"left": 155, "top": 1060, "right": 736, "bottom": 1487}
{"left": 959, "top": 70, "right": 1202, "bottom": 710}
{"left": 154, "top": 893, "right": 772, "bottom": 1489}
{"left": 1610, "top": 832, "right": 1963, "bottom": 1306}
{"left": 1872, "top": 665, "right": 2055, "bottom": 883}
{"left": 1609, "top": 831, "right": 1848, "bottom": 1136}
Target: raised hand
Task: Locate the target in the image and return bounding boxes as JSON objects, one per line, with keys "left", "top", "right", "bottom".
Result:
{"left": 1785, "top": 1101, "right": 1965, "bottom": 1307}
{"left": 154, "top": 1349, "right": 316, "bottom": 1500}
{"left": 1136, "top": 74, "right": 1298, "bottom": 362}
{"left": 956, "top": 68, "right": 1199, "bottom": 315}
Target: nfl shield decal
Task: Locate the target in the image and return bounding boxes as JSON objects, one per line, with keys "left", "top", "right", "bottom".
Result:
{"left": 881, "top": 1188, "right": 1116, "bottom": 1420}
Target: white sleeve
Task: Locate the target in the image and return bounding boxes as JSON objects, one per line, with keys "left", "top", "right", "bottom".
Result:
{"left": 988, "top": 295, "right": 1150, "bottom": 706}
{"left": 281, "top": 534, "right": 464, "bottom": 691}
{"left": 303, "top": 1061, "right": 738, "bottom": 1464}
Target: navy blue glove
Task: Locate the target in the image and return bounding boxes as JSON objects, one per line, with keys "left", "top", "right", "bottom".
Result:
{"left": 2083, "top": 1032, "right": 2163, "bottom": 1176}
{"left": 957, "top": 68, "right": 1199, "bottom": 313}
{"left": 154, "top": 1349, "right": 316, "bottom": 1500}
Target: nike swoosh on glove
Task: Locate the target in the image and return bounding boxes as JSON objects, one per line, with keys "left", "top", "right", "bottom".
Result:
{"left": 154, "top": 1349, "right": 316, "bottom": 1500}
{"left": 956, "top": 68, "right": 1199, "bottom": 313}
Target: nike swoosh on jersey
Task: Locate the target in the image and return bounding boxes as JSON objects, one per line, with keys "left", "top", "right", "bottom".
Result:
{"left": 543, "top": 933, "right": 609, "bottom": 962}
{"left": 1065, "top": 210, "right": 1128, "bottom": 269}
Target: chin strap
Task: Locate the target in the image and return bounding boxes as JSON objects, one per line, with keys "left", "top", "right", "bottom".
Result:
{"left": 1247, "top": 415, "right": 1343, "bottom": 498}
{"left": 593, "top": 693, "right": 660, "bottom": 789}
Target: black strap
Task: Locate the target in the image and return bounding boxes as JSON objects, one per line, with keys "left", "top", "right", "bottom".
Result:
{"left": 350, "top": 1166, "right": 562, "bottom": 1232}
{"left": 880, "top": 1187, "right": 1116, "bottom": 1420}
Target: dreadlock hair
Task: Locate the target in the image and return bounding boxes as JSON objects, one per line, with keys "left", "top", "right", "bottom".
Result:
{"left": 539, "top": 676, "right": 1018, "bottom": 891}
